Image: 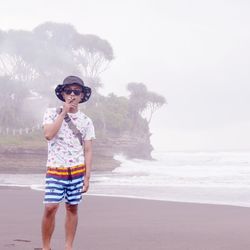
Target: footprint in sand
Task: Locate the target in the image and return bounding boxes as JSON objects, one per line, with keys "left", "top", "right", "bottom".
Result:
{"left": 13, "top": 239, "right": 31, "bottom": 243}
{"left": 4, "top": 243, "right": 15, "bottom": 247}
{"left": 11, "top": 240, "right": 43, "bottom": 250}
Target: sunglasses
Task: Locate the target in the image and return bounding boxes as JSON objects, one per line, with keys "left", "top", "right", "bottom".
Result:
{"left": 63, "top": 89, "right": 82, "bottom": 95}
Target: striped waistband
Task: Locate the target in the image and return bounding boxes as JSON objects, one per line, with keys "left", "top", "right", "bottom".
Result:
{"left": 46, "top": 164, "right": 85, "bottom": 180}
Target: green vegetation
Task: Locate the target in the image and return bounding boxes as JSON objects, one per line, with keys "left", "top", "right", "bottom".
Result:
{"left": 0, "top": 22, "right": 166, "bottom": 158}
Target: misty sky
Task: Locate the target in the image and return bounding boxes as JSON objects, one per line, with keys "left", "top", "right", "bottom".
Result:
{"left": 1, "top": 0, "right": 249, "bottom": 151}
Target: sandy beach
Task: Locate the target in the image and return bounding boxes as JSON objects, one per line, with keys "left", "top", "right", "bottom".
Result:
{"left": 1, "top": 188, "right": 250, "bottom": 250}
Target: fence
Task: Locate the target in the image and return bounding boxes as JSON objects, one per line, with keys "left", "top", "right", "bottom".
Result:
{"left": 0, "top": 124, "right": 42, "bottom": 136}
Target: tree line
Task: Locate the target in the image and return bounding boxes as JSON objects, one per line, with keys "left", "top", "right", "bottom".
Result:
{"left": 0, "top": 22, "right": 166, "bottom": 141}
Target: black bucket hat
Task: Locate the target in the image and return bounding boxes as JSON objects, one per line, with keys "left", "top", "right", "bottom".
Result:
{"left": 55, "top": 76, "right": 91, "bottom": 103}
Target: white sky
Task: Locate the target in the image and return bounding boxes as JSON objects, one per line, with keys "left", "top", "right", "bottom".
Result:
{"left": 1, "top": 0, "right": 249, "bottom": 151}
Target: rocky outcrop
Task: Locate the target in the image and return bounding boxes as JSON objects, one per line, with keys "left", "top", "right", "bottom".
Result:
{"left": 0, "top": 133, "right": 154, "bottom": 174}
{"left": 96, "top": 133, "right": 153, "bottom": 160}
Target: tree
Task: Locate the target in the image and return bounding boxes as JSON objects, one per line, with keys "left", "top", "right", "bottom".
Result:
{"left": 142, "top": 92, "right": 166, "bottom": 124}
{"left": 0, "top": 30, "right": 39, "bottom": 81}
{"left": 84, "top": 93, "right": 130, "bottom": 136}
{"left": 32, "top": 22, "right": 79, "bottom": 77}
{"left": 127, "top": 82, "right": 166, "bottom": 130}
{"left": 0, "top": 22, "right": 115, "bottom": 128}
{"left": 127, "top": 82, "right": 148, "bottom": 113}
{"left": 73, "top": 34, "right": 114, "bottom": 90}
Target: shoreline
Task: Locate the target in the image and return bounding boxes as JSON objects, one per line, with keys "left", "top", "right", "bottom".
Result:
{"left": 1, "top": 185, "right": 250, "bottom": 210}
{"left": 1, "top": 187, "right": 250, "bottom": 250}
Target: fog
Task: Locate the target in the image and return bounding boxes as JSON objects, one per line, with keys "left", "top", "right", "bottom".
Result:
{"left": 1, "top": 0, "right": 249, "bottom": 151}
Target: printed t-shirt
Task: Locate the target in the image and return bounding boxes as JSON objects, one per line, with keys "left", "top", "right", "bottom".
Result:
{"left": 43, "top": 108, "right": 95, "bottom": 168}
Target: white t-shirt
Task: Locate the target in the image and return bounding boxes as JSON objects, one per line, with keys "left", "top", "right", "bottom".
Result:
{"left": 43, "top": 108, "right": 95, "bottom": 168}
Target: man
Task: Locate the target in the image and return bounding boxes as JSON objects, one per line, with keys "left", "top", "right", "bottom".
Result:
{"left": 41, "top": 75, "right": 95, "bottom": 250}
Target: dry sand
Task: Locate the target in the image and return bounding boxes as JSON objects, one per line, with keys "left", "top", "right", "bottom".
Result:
{"left": 1, "top": 187, "right": 250, "bottom": 250}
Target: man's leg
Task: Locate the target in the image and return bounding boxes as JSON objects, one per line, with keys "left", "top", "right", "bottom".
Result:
{"left": 41, "top": 203, "right": 59, "bottom": 250}
{"left": 65, "top": 204, "right": 78, "bottom": 250}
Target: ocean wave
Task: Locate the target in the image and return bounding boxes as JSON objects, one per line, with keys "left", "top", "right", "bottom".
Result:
{"left": 1, "top": 151, "right": 250, "bottom": 207}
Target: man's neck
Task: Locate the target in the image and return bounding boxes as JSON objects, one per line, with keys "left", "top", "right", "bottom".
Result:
{"left": 69, "top": 107, "right": 78, "bottom": 113}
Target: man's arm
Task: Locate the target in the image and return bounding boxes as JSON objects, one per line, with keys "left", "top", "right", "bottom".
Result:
{"left": 83, "top": 140, "right": 93, "bottom": 193}
{"left": 43, "top": 99, "right": 76, "bottom": 140}
{"left": 43, "top": 111, "right": 66, "bottom": 140}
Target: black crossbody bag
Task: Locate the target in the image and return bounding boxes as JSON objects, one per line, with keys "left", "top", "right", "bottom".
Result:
{"left": 56, "top": 107, "right": 83, "bottom": 145}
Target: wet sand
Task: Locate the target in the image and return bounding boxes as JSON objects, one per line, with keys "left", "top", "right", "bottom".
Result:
{"left": 1, "top": 188, "right": 250, "bottom": 250}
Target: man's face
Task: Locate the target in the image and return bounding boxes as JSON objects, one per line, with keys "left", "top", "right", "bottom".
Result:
{"left": 62, "top": 84, "right": 84, "bottom": 104}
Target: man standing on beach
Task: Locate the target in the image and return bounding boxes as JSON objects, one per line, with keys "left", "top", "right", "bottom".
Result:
{"left": 41, "top": 76, "right": 95, "bottom": 250}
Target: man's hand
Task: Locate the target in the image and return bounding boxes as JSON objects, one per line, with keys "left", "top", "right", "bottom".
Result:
{"left": 82, "top": 179, "right": 90, "bottom": 193}
{"left": 62, "top": 96, "right": 77, "bottom": 114}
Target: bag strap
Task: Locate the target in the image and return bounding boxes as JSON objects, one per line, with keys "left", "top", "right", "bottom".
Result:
{"left": 56, "top": 107, "right": 83, "bottom": 145}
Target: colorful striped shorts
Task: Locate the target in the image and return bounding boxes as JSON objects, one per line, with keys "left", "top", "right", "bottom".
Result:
{"left": 44, "top": 164, "right": 85, "bottom": 205}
